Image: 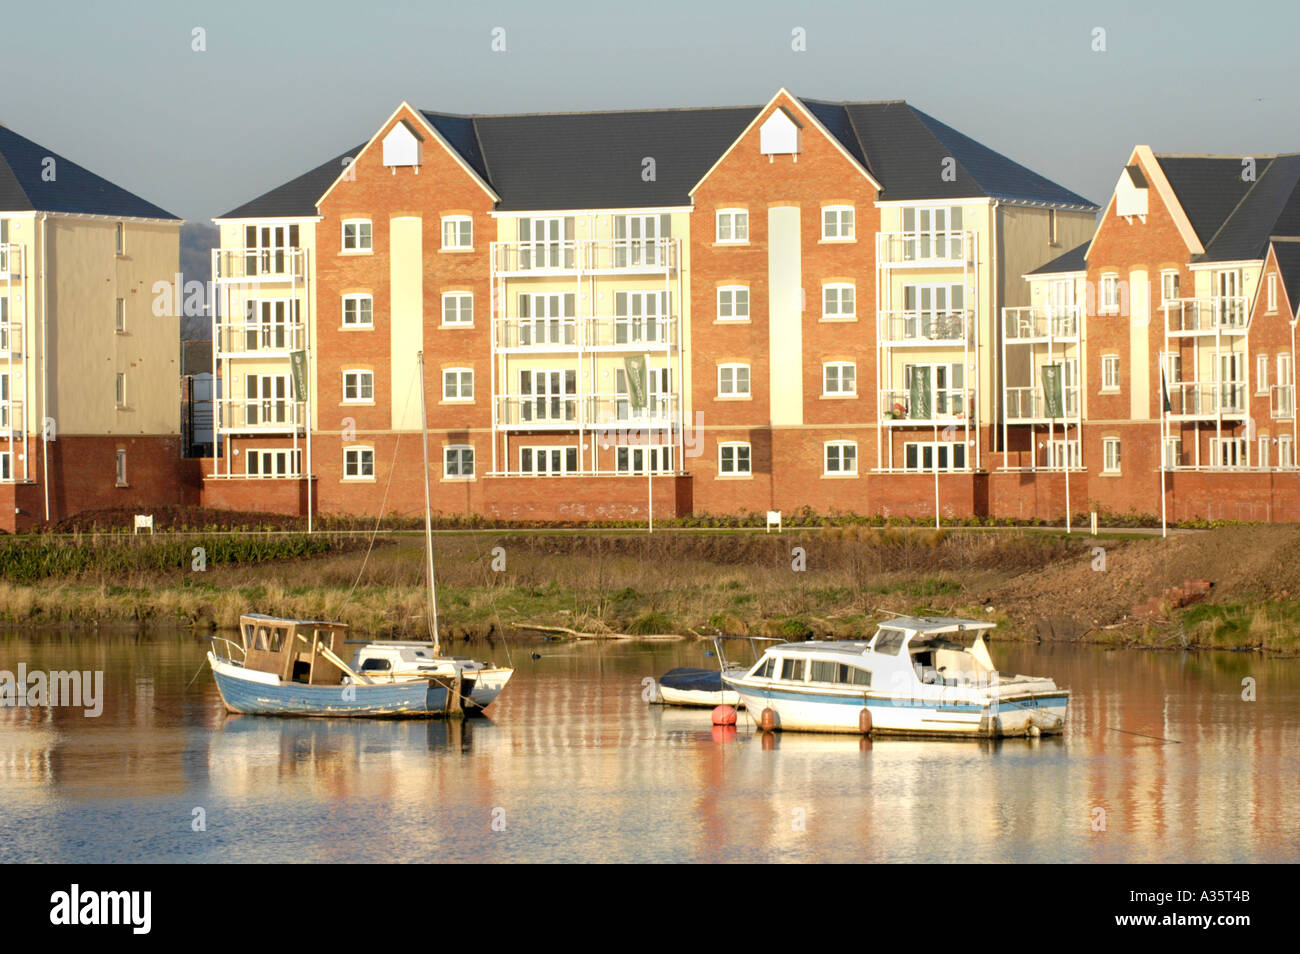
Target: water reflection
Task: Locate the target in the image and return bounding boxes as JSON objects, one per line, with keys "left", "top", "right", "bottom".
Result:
{"left": 0, "top": 630, "right": 1296, "bottom": 862}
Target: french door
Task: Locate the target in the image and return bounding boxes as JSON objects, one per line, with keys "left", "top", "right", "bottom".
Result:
{"left": 902, "top": 284, "right": 963, "bottom": 339}
{"left": 614, "top": 291, "right": 669, "bottom": 344}
{"left": 244, "top": 299, "right": 297, "bottom": 351}
{"left": 243, "top": 224, "right": 298, "bottom": 276}
{"left": 518, "top": 293, "right": 575, "bottom": 347}
{"left": 614, "top": 215, "right": 669, "bottom": 267}
{"left": 519, "top": 369, "right": 576, "bottom": 423}
{"left": 614, "top": 366, "right": 671, "bottom": 421}
{"left": 244, "top": 374, "right": 290, "bottom": 426}
{"left": 518, "top": 217, "right": 574, "bottom": 270}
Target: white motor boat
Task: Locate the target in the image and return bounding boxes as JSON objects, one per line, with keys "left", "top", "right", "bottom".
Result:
{"left": 721, "top": 616, "right": 1067, "bottom": 738}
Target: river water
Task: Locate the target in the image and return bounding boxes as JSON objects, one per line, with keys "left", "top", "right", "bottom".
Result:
{"left": 0, "top": 628, "right": 1296, "bottom": 863}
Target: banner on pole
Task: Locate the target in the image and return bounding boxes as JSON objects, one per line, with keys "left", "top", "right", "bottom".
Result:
{"left": 624, "top": 355, "right": 648, "bottom": 411}
{"left": 289, "top": 350, "right": 308, "bottom": 402}
{"left": 1041, "top": 363, "right": 1064, "bottom": 419}
{"left": 908, "top": 366, "right": 931, "bottom": 420}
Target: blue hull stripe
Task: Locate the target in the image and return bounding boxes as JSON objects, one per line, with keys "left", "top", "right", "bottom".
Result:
{"left": 213, "top": 669, "right": 450, "bottom": 717}
{"left": 733, "top": 683, "right": 1068, "bottom": 713}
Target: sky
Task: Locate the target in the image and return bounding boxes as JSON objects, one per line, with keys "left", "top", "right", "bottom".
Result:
{"left": 3, "top": 0, "right": 1300, "bottom": 223}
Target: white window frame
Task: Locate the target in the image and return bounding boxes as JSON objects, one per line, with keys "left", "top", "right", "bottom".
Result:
{"left": 1100, "top": 273, "right": 1120, "bottom": 315}
{"left": 717, "top": 286, "right": 750, "bottom": 322}
{"left": 1279, "top": 434, "right": 1295, "bottom": 469}
{"left": 343, "top": 446, "right": 375, "bottom": 481}
{"left": 1102, "top": 437, "right": 1121, "bottom": 474}
{"left": 822, "top": 283, "right": 856, "bottom": 319}
{"left": 821, "top": 206, "right": 855, "bottom": 241}
{"left": 342, "top": 294, "right": 373, "bottom": 328}
{"left": 115, "top": 372, "right": 126, "bottom": 408}
{"left": 341, "top": 219, "right": 372, "bottom": 252}
{"left": 115, "top": 298, "right": 126, "bottom": 334}
{"left": 1046, "top": 438, "right": 1082, "bottom": 470}
{"left": 719, "top": 442, "right": 751, "bottom": 476}
{"left": 716, "top": 209, "right": 749, "bottom": 244}
{"left": 1268, "top": 273, "right": 1278, "bottom": 313}
{"left": 1162, "top": 436, "right": 1181, "bottom": 470}
{"left": 442, "top": 216, "right": 473, "bottom": 250}
{"left": 823, "top": 361, "right": 856, "bottom": 396}
{"left": 245, "top": 448, "right": 301, "bottom": 478}
{"left": 824, "top": 441, "right": 858, "bottom": 476}
{"left": 1259, "top": 435, "right": 1271, "bottom": 469}
{"left": 1101, "top": 354, "right": 1120, "bottom": 392}
{"left": 1160, "top": 270, "right": 1180, "bottom": 305}
{"left": 444, "top": 444, "right": 475, "bottom": 480}
{"left": 342, "top": 369, "right": 374, "bottom": 404}
{"left": 519, "top": 446, "right": 579, "bottom": 476}
{"left": 903, "top": 441, "right": 968, "bottom": 473}
{"left": 718, "top": 363, "right": 751, "bottom": 397}
{"left": 0, "top": 450, "right": 10, "bottom": 482}
{"left": 442, "top": 368, "right": 474, "bottom": 402}
{"left": 615, "top": 445, "right": 674, "bottom": 475}
{"left": 114, "top": 448, "right": 127, "bottom": 486}
{"left": 115, "top": 222, "right": 125, "bottom": 256}
{"left": 441, "top": 292, "right": 473, "bottom": 326}
{"left": 1257, "top": 354, "right": 1269, "bottom": 394}
{"left": 1209, "top": 436, "right": 1247, "bottom": 468}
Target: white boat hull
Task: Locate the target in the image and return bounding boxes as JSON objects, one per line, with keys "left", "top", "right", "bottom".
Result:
{"left": 657, "top": 684, "right": 743, "bottom": 708}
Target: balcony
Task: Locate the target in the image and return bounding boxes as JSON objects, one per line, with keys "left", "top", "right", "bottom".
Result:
{"left": 216, "top": 322, "right": 306, "bottom": 356}
{"left": 216, "top": 398, "right": 305, "bottom": 434}
{"left": 1271, "top": 384, "right": 1295, "bottom": 420}
{"left": 494, "top": 316, "right": 678, "bottom": 352}
{"left": 879, "top": 388, "right": 973, "bottom": 424}
{"left": 0, "top": 243, "right": 21, "bottom": 280}
{"left": 494, "top": 318, "right": 578, "bottom": 351}
{"left": 876, "top": 230, "right": 972, "bottom": 267}
{"left": 0, "top": 321, "right": 22, "bottom": 355}
{"left": 1005, "top": 386, "right": 1080, "bottom": 422}
{"left": 1002, "top": 306, "right": 1080, "bottom": 341}
{"left": 1162, "top": 297, "right": 1249, "bottom": 335}
{"left": 214, "top": 247, "right": 306, "bottom": 284}
{"left": 495, "top": 393, "right": 678, "bottom": 430}
{"left": 879, "top": 309, "right": 972, "bottom": 346}
{"left": 491, "top": 239, "right": 678, "bottom": 276}
{"left": 0, "top": 398, "right": 24, "bottom": 438}
{"left": 1165, "top": 381, "right": 1247, "bottom": 419}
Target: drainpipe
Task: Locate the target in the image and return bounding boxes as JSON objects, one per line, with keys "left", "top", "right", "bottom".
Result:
{"left": 40, "top": 212, "right": 49, "bottom": 522}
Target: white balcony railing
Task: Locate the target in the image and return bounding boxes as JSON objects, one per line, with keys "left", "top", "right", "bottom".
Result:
{"left": 1002, "top": 306, "right": 1080, "bottom": 341}
{"left": 216, "top": 322, "right": 306, "bottom": 355}
{"left": 491, "top": 239, "right": 678, "bottom": 275}
{"left": 1162, "top": 297, "right": 1249, "bottom": 334}
{"left": 1005, "top": 385, "right": 1080, "bottom": 421}
{"left": 1166, "top": 381, "right": 1247, "bottom": 417}
{"left": 877, "top": 230, "right": 971, "bottom": 266}
{"left": 0, "top": 243, "right": 21, "bottom": 278}
{"left": 1271, "top": 384, "right": 1295, "bottom": 420}
{"left": 879, "top": 309, "right": 971, "bottom": 345}
{"left": 493, "top": 316, "right": 678, "bottom": 351}
{"left": 216, "top": 397, "right": 305, "bottom": 433}
{"left": 880, "top": 387, "right": 973, "bottom": 422}
{"left": 585, "top": 316, "right": 677, "bottom": 349}
{"left": 0, "top": 399, "right": 24, "bottom": 437}
{"left": 495, "top": 393, "right": 678, "bottom": 429}
{"left": 494, "top": 318, "right": 578, "bottom": 350}
{"left": 214, "top": 247, "right": 306, "bottom": 283}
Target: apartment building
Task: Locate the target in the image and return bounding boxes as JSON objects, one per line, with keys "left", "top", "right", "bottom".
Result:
{"left": 205, "top": 90, "right": 1097, "bottom": 521}
{"left": 1000, "top": 147, "right": 1300, "bottom": 522}
{"left": 0, "top": 123, "right": 190, "bottom": 531}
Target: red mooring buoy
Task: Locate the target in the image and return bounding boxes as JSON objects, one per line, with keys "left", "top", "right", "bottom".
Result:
{"left": 761, "top": 707, "right": 777, "bottom": 731}
{"left": 712, "top": 705, "right": 738, "bottom": 726}
{"left": 859, "top": 708, "right": 873, "bottom": 735}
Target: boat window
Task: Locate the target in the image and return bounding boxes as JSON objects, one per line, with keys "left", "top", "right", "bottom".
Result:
{"left": 873, "top": 629, "right": 906, "bottom": 655}
{"left": 810, "top": 659, "right": 838, "bottom": 683}
{"left": 840, "top": 664, "right": 871, "bottom": 687}
{"left": 779, "top": 658, "right": 804, "bottom": 681}
{"left": 268, "top": 628, "right": 286, "bottom": 652}
{"left": 750, "top": 657, "right": 775, "bottom": 679}
{"left": 242, "top": 622, "right": 255, "bottom": 645}
{"left": 253, "top": 626, "right": 271, "bottom": 651}
{"left": 360, "top": 658, "right": 393, "bottom": 672}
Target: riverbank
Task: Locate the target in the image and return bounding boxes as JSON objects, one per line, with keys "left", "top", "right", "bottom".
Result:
{"left": 1, "top": 526, "right": 1297, "bottom": 654}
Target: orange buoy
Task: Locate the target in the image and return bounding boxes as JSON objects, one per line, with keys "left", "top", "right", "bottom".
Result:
{"left": 712, "top": 705, "right": 738, "bottom": 726}
{"left": 760, "top": 707, "right": 777, "bottom": 731}
{"left": 711, "top": 724, "right": 737, "bottom": 743}
{"left": 859, "top": 708, "right": 873, "bottom": 735}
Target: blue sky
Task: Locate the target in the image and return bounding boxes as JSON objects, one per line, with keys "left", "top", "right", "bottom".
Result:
{"left": 3, "top": 0, "right": 1299, "bottom": 222}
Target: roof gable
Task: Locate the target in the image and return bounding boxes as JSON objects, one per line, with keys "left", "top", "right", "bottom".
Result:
{"left": 0, "top": 124, "right": 177, "bottom": 219}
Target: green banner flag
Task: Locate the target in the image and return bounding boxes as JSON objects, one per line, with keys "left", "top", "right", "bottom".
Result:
{"left": 1041, "top": 363, "right": 1064, "bottom": 419}
{"left": 289, "top": 350, "right": 308, "bottom": 402}
{"left": 909, "top": 366, "right": 931, "bottom": 420}
{"left": 624, "top": 355, "right": 648, "bottom": 411}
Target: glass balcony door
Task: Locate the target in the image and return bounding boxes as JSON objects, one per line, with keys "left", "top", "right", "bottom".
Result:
{"left": 243, "top": 224, "right": 298, "bottom": 276}
{"left": 244, "top": 299, "right": 296, "bottom": 351}
{"left": 245, "top": 374, "right": 290, "bottom": 426}
{"left": 614, "top": 291, "right": 668, "bottom": 345}
{"left": 519, "top": 293, "right": 575, "bottom": 347}
{"left": 518, "top": 217, "right": 574, "bottom": 270}
{"left": 614, "top": 214, "right": 669, "bottom": 268}
{"left": 519, "top": 369, "right": 576, "bottom": 423}
{"left": 902, "top": 284, "right": 963, "bottom": 339}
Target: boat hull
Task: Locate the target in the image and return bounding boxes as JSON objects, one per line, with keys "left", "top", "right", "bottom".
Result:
{"left": 655, "top": 667, "right": 743, "bottom": 708}
{"left": 727, "top": 679, "right": 1068, "bottom": 738}
{"left": 210, "top": 654, "right": 463, "bottom": 718}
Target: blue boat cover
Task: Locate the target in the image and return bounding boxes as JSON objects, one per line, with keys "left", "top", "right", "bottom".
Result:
{"left": 658, "top": 668, "right": 724, "bottom": 692}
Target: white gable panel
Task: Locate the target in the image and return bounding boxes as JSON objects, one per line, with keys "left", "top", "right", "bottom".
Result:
{"left": 760, "top": 108, "right": 801, "bottom": 156}
{"left": 1115, "top": 167, "right": 1148, "bottom": 217}
{"left": 383, "top": 122, "right": 422, "bottom": 168}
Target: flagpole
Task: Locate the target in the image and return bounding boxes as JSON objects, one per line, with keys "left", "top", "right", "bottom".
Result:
{"left": 646, "top": 351, "right": 652, "bottom": 534}
{"left": 1161, "top": 364, "right": 1168, "bottom": 538}
{"left": 933, "top": 422, "right": 940, "bottom": 530}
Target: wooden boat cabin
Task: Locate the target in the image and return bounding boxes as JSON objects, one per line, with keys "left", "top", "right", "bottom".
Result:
{"left": 239, "top": 614, "right": 351, "bottom": 687}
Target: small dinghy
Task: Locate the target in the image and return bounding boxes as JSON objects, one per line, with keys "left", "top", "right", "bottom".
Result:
{"left": 654, "top": 667, "right": 743, "bottom": 708}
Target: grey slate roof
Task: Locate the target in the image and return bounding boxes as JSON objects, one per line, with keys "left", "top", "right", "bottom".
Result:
{"left": 218, "top": 145, "right": 366, "bottom": 219}
{"left": 1027, "top": 241, "right": 1089, "bottom": 275}
{"left": 218, "top": 95, "right": 1098, "bottom": 218}
{"left": 0, "top": 124, "right": 177, "bottom": 219}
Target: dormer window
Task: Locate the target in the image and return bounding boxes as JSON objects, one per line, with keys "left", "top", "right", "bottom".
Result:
{"left": 759, "top": 107, "right": 801, "bottom": 159}
{"left": 1116, "top": 164, "right": 1149, "bottom": 220}
{"left": 382, "top": 120, "right": 422, "bottom": 171}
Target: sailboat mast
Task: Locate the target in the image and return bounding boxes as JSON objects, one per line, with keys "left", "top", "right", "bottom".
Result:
{"left": 416, "top": 351, "right": 440, "bottom": 654}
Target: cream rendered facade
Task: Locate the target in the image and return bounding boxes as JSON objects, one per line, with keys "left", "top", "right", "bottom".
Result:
{"left": 875, "top": 199, "right": 1095, "bottom": 472}
{"left": 0, "top": 212, "right": 181, "bottom": 516}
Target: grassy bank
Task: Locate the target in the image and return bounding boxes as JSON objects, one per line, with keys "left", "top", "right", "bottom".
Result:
{"left": 1, "top": 525, "right": 1297, "bottom": 655}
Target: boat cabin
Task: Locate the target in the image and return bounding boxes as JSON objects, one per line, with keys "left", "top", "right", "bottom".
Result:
{"left": 868, "top": 618, "right": 997, "bottom": 687}
{"left": 238, "top": 614, "right": 351, "bottom": 686}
